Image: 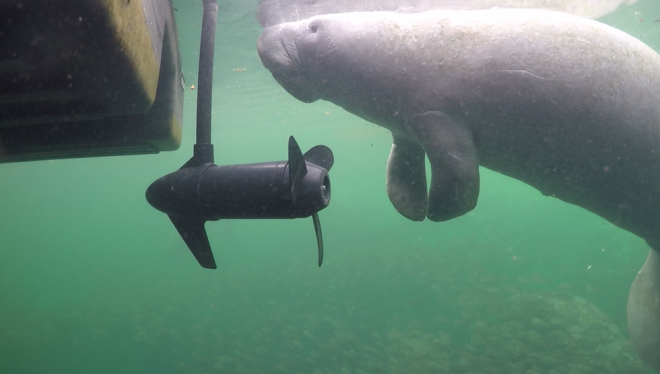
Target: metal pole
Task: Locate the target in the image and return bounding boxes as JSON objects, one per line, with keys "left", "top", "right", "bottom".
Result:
{"left": 196, "top": 0, "right": 218, "bottom": 145}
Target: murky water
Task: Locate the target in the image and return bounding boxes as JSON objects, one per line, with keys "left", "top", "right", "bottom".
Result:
{"left": 1, "top": 0, "right": 659, "bottom": 372}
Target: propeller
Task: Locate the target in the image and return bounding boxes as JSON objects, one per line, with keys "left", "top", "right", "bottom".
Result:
{"left": 145, "top": 0, "right": 334, "bottom": 269}
{"left": 146, "top": 137, "right": 333, "bottom": 268}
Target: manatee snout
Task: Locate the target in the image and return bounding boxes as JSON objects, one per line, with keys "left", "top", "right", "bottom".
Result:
{"left": 257, "top": 23, "right": 320, "bottom": 103}
{"left": 257, "top": 26, "right": 294, "bottom": 74}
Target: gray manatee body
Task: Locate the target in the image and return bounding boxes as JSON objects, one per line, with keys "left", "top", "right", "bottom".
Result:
{"left": 257, "top": 9, "right": 660, "bottom": 371}
{"left": 256, "top": 0, "right": 637, "bottom": 27}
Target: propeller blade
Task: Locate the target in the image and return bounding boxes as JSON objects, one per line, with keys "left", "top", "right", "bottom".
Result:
{"left": 312, "top": 212, "right": 324, "bottom": 267}
{"left": 303, "top": 145, "right": 334, "bottom": 171}
{"left": 169, "top": 215, "right": 217, "bottom": 269}
{"left": 288, "top": 136, "right": 308, "bottom": 199}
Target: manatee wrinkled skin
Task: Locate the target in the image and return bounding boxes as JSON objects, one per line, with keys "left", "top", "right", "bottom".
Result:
{"left": 257, "top": 9, "right": 660, "bottom": 372}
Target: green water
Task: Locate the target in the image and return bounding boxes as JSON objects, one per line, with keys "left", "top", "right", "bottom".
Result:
{"left": 1, "top": 0, "right": 659, "bottom": 373}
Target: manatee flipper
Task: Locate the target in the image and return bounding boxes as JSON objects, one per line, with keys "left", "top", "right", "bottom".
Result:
{"left": 404, "top": 111, "right": 480, "bottom": 222}
{"left": 386, "top": 133, "right": 428, "bottom": 221}
{"left": 627, "top": 246, "right": 660, "bottom": 373}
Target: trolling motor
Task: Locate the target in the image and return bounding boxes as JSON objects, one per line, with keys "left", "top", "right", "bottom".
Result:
{"left": 145, "top": 0, "right": 333, "bottom": 269}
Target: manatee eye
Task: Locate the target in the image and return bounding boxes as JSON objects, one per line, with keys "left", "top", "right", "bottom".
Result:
{"left": 308, "top": 21, "right": 319, "bottom": 34}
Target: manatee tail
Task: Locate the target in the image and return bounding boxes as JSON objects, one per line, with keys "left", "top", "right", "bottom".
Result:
{"left": 627, "top": 246, "right": 660, "bottom": 372}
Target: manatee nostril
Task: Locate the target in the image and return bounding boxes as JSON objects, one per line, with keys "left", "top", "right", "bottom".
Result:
{"left": 308, "top": 22, "right": 318, "bottom": 33}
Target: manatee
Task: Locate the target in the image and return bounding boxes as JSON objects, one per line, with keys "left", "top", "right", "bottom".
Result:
{"left": 256, "top": 0, "right": 638, "bottom": 26}
{"left": 257, "top": 9, "right": 660, "bottom": 372}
